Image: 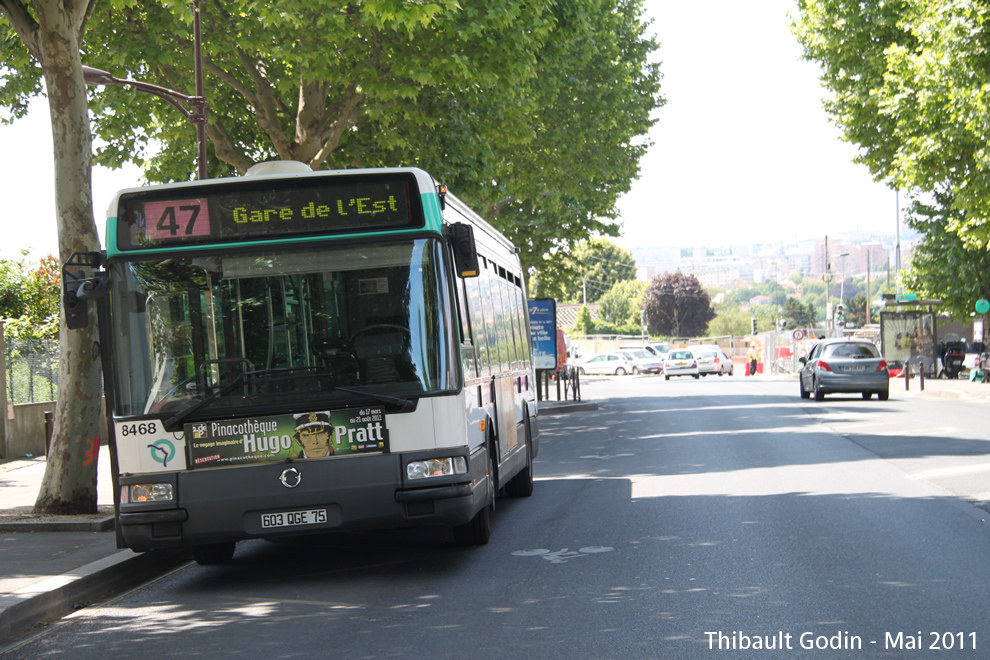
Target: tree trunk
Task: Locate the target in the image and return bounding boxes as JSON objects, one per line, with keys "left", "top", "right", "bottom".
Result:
{"left": 32, "top": 0, "right": 104, "bottom": 514}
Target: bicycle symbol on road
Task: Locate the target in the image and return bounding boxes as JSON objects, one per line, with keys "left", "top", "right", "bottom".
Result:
{"left": 511, "top": 546, "right": 614, "bottom": 564}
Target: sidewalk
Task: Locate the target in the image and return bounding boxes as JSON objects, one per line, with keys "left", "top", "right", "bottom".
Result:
{"left": 0, "top": 448, "right": 187, "bottom": 644}
{"left": 891, "top": 372, "right": 990, "bottom": 402}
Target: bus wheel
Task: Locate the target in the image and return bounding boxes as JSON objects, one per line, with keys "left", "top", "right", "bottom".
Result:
{"left": 192, "top": 542, "right": 236, "bottom": 565}
{"left": 505, "top": 423, "right": 534, "bottom": 498}
{"left": 454, "top": 457, "right": 493, "bottom": 546}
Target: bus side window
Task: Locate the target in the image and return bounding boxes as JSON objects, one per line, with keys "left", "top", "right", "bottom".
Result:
{"left": 478, "top": 262, "right": 499, "bottom": 373}
{"left": 458, "top": 277, "right": 479, "bottom": 380}
{"left": 506, "top": 276, "right": 525, "bottom": 370}
{"left": 465, "top": 274, "right": 489, "bottom": 377}
{"left": 488, "top": 262, "right": 508, "bottom": 372}
{"left": 498, "top": 275, "right": 518, "bottom": 370}
{"left": 514, "top": 282, "right": 531, "bottom": 368}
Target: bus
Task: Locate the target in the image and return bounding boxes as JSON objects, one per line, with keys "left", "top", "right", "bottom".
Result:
{"left": 63, "top": 161, "right": 540, "bottom": 564}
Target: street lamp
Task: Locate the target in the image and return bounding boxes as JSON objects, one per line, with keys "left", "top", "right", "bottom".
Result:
{"left": 82, "top": 0, "right": 208, "bottom": 180}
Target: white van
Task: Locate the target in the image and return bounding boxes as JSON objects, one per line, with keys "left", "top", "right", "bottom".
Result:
{"left": 644, "top": 342, "right": 672, "bottom": 358}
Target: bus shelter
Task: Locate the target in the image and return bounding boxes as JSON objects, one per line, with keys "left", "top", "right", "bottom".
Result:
{"left": 876, "top": 298, "right": 941, "bottom": 378}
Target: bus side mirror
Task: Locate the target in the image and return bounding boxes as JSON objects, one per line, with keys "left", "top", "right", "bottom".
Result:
{"left": 62, "top": 251, "right": 109, "bottom": 330}
{"left": 447, "top": 222, "right": 480, "bottom": 278}
{"left": 63, "top": 270, "right": 90, "bottom": 330}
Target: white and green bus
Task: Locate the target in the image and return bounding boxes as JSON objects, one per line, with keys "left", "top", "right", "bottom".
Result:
{"left": 64, "top": 161, "right": 539, "bottom": 564}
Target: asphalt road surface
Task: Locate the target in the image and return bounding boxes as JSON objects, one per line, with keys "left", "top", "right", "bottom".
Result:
{"left": 6, "top": 376, "right": 989, "bottom": 658}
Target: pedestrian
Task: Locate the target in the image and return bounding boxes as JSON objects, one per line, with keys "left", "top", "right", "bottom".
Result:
{"left": 747, "top": 344, "right": 758, "bottom": 376}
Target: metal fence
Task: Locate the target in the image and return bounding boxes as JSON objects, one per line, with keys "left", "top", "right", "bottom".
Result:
{"left": 5, "top": 336, "right": 59, "bottom": 404}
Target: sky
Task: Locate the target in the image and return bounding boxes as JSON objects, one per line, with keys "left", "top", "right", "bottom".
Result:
{"left": 613, "top": 0, "right": 897, "bottom": 251}
{"left": 0, "top": 0, "right": 897, "bottom": 262}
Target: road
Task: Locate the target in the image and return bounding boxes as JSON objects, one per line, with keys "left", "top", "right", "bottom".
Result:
{"left": 5, "top": 376, "right": 990, "bottom": 658}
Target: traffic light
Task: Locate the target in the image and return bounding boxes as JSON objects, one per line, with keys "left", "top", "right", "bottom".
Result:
{"left": 751, "top": 317, "right": 758, "bottom": 334}
{"left": 835, "top": 304, "right": 845, "bottom": 328}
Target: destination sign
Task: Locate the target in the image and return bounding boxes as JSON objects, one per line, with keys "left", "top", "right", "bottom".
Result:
{"left": 115, "top": 173, "right": 422, "bottom": 250}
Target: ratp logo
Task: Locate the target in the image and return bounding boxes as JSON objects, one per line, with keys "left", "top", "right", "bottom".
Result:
{"left": 148, "top": 439, "right": 176, "bottom": 467}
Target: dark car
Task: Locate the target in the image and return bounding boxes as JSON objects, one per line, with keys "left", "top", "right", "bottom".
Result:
{"left": 798, "top": 338, "right": 889, "bottom": 401}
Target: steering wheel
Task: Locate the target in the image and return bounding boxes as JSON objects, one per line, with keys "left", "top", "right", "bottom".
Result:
{"left": 349, "top": 324, "right": 411, "bottom": 341}
{"left": 313, "top": 339, "right": 361, "bottom": 374}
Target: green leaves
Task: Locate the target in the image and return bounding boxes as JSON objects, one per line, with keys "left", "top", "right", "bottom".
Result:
{"left": 901, "top": 192, "right": 990, "bottom": 317}
{"left": 0, "top": 254, "right": 60, "bottom": 341}
{"left": 794, "top": 0, "right": 990, "bottom": 248}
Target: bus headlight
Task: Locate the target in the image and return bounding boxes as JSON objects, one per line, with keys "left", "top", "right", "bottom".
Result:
{"left": 407, "top": 456, "right": 468, "bottom": 480}
{"left": 123, "top": 483, "right": 174, "bottom": 503}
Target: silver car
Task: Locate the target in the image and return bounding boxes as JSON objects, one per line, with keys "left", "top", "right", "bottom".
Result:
{"left": 574, "top": 351, "right": 634, "bottom": 376}
{"left": 798, "top": 339, "right": 889, "bottom": 401}
{"left": 618, "top": 349, "right": 663, "bottom": 375}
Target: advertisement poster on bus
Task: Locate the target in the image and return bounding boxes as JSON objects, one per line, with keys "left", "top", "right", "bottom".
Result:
{"left": 528, "top": 298, "right": 558, "bottom": 370}
{"left": 186, "top": 407, "right": 389, "bottom": 468}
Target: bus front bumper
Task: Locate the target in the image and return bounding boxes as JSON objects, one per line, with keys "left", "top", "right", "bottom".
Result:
{"left": 117, "top": 446, "right": 488, "bottom": 552}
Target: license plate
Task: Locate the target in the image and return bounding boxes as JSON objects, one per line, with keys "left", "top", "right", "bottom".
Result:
{"left": 261, "top": 509, "right": 328, "bottom": 529}
{"left": 845, "top": 366, "right": 866, "bottom": 372}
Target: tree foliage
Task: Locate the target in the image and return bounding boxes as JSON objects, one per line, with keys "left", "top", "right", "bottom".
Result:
{"left": 2, "top": 0, "right": 663, "bottom": 275}
{"left": 0, "top": 254, "right": 61, "bottom": 340}
{"left": 549, "top": 238, "right": 637, "bottom": 304}
{"left": 572, "top": 305, "right": 594, "bottom": 335}
{"left": 707, "top": 306, "right": 751, "bottom": 338}
{"left": 793, "top": 0, "right": 990, "bottom": 251}
{"left": 641, "top": 272, "right": 715, "bottom": 338}
{"left": 901, "top": 193, "right": 990, "bottom": 317}
{"left": 598, "top": 279, "right": 647, "bottom": 326}
{"left": 782, "top": 296, "right": 816, "bottom": 329}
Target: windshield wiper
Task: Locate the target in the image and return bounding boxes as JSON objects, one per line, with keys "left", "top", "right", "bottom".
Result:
{"left": 162, "top": 372, "right": 246, "bottom": 432}
{"left": 161, "top": 369, "right": 414, "bottom": 431}
{"left": 161, "top": 367, "right": 310, "bottom": 431}
{"left": 330, "top": 386, "right": 414, "bottom": 412}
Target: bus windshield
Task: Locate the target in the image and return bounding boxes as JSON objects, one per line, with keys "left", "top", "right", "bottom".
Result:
{"left": 110, "top": 238, "right": 457, "bottom": 418}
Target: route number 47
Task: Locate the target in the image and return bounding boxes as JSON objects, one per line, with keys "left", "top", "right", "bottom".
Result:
{"left": 144, "top": 199, "right": 211, "bottom": 240}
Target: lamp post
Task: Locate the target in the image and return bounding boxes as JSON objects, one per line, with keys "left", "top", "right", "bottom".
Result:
{"left": 82, "top": 0, "right": 208, "bottom": 180}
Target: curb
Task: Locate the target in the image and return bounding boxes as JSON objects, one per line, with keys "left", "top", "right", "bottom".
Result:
{"left": 539, "top": 401, "right": 599, "bottom": 415}
{"left": 0, "top": 548, "right": 189, "bottom": 644}
{"left": 0, "top": 517, "right": 115, "bottom": 533}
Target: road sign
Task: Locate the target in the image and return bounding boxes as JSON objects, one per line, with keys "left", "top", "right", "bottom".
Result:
{"left": 792, "top": 328, "right": 805, "bottom": 341}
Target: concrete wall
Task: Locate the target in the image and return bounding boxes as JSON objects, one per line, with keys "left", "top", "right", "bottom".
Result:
{"left": 2, "top": 400, "right": 108, "bottom": 459}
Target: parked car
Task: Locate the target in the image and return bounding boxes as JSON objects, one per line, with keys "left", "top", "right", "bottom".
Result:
{"left": 690, "top": 346, "right": 734, "bottom": 376}
{"left": 692, "top": 348, "right": 717, "bottom": 376}
{"left": 663, "top": 349, "right": 700, "bottom": 380}
{"left": 618, "top": 349, "right": 663, "bottom": 375}
{"left": 574, "top": 352, "right": 635, "bottom": 376}
{"left": 798, "top": 338, "right": 889, "bottom": 401}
